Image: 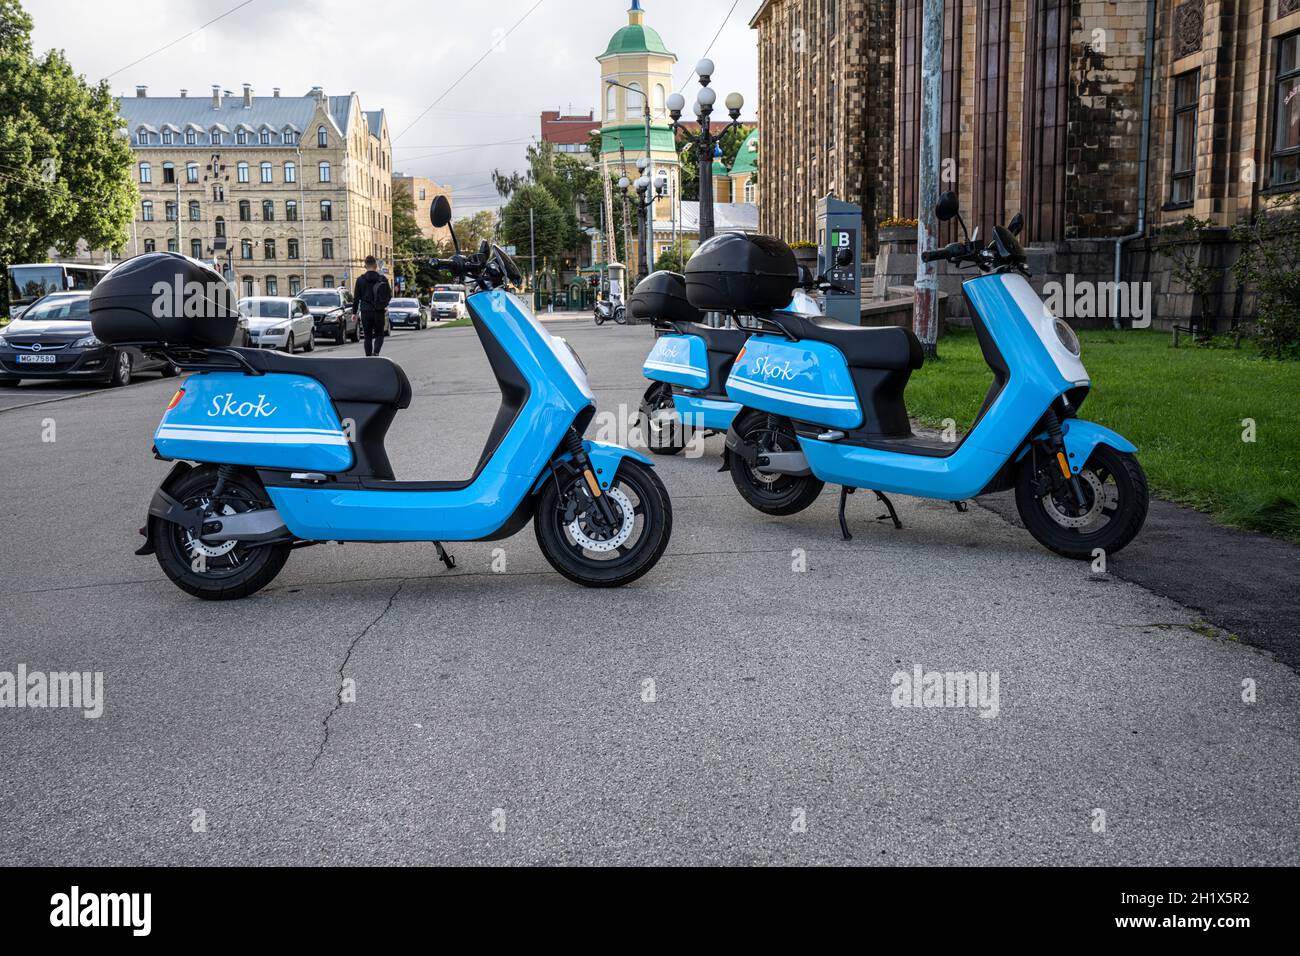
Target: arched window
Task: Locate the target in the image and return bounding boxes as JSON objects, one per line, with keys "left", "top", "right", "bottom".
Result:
{"left": 285, "top": 199, "right": 298, "bottom": 221}
{"left": 237, "top": 161, "right": 249, "bottom": 183}
{"left": 136, "top": 128, "right": 150, "bottom": 145}
{"left": 238, "top": 200, "right": 251, "bottom": 222}
{"left": 626, "top": 83, "right": 643, "bottom": 115}
{"left": 262, "top": 200, "right": 275, "bottom": 222}
{"left": 161, "top": 162, "right": 175, "bottom": 184}
{"left": 188, "top": 200, "right": 201, "bottom": 221}
{"left": 259, "top": 129, "right": 271, "bottom": 145}
{"left": 190, "top": 238, "right": 202, "bottom": 258}
{"left": 210, "top": 129, "right": 223, "bottom": 145}
{"left": 186, "top": 162, "right": 199, "bottom": 183}
{"left": 318, "top": 162, "right": 331, "bottom": 183}
{"left": 654, "top": 84, "right": 666, "bottom": 116}
{"left": 161, "top": 129, "right": 174, "bottom": 145}
{"left": 236, "top": 129, "right": 248, "bottom": 145}
{"left": 260, "top": 161, "right": 273, "bottom": 183}
{"left": 185, "top": 129, "right": 197, "bottom": 145}
{"left": 605, "top": 84, "right": 617, "bottom": 120}
{"left": 141, "top": 200, "right": 154, "bottom": 221}
{"left": 139, "top": 162, "right": 151, "bottom": 183}
{"left": 319, "top": 199, "right": 332, "bottom": 221}
{"left": 317, "top": 126, "right": 328, "bottom": 147}
{"left": 283, "top": 161, "right": 296, "bottom": 183}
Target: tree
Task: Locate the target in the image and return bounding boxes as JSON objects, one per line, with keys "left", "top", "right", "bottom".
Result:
{"left": 391, "top": 181, "right": 430, "bottom": 293}
{"left": 1232, "top": 196, "right": 1300, "bottom": 359}
{"left": 652, "top": 238, "right": 695, "bottom": 274}
{"left": 499, "top": 184, "right": 567, "bottom": 288}
{"left": 494, "top": 141, "right": 607, "bottom": 273}
{"left": 0, "top": 0, "right": 135, "bottom": 315}
{"left": 676, "top": 124, "right": 753, "bottom": 202}
{"left": 451, "top": 210, "right": 498, "bottom": 252}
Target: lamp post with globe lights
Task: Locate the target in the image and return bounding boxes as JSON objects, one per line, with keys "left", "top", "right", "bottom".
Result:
{"left": 667, "top": 59, "right": 745, "bottom": 243}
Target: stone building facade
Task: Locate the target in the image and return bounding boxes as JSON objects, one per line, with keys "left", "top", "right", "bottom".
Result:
{"left": 117, "top": 85, "right": 392, "bottom": 298}
{"left": 393, "top": 173, "right": 453, "bottom": 245}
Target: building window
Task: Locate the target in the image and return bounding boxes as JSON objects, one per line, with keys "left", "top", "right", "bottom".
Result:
{"left": 165, "top": 201, "right": 177, "bottom": 221}
{"left": 1271, "top": 32, "right": 1300, "bottom": 188}
{"left": 136, "top": 128, "right": 150, "bottom": 145}
{"left": 139, "top": 162, "right": 151, "bottom": 183}
{"left": 240, "top": 239, "right": 253, "bottom": 259}
{"left": 213, "top": 184, "right": 224, "bottom": 202}
{"left": 258, "top": 199, "right": 272, "bottom": 222}
{"left": 319, "top": 162, "right": 331, "bottom": 182}
{"left": 744, "top": 179, "right": 755, "bottom": 203}
{"left": 161, "top": 130, "right": 173, "bottom": 145}
{"left": 237, "top": 161, "right": 249, "bottom": 183}
{"left": 239, "top": 200, "right": 251, "bottom": 221}
{"left": 318, "top": 126, "right": 328, "bottom": 147}
{"left": 162, "top": 162, "right": 175, "bottom": 184}
{"left": 167, "top": 238, "right": 177, "bottom": 253}
{"left": 264, "top": 239, "right": 276, "bottom": 259}
{"left": 243, "top": 276, "right": 254, "bottom": 297}
{"left": 322, "top": 274, "right": 334, "bottom": 288}
{"left": 287, "top": 238, "right": 300, "bottom": 259}
{"left": 289, "top": 275, "right": 302, "bottom": 295}
{"left": 1171, "top": 69, "right": 1200, "bottom": 206}
{"left": 211, "top": 130, "right": 223, "bottom": 145}
{"left": 236, "top": 130, "right": 247, "bottom": 145}
{"left": 215, "top": 217, "right": 225, "bottom": 239}
{"left": 418, "top": 187, "right": 427, "bottom": 200}
{"left": 286, "top": 200, "right": 298, "bottom": 221}
{"left": 186, "top": 162, "right": 199, "bottom": 183}
{"left": 284, "top": 161, "right": 297, "bottom": 183}
{"left": 260, "top": 130, "right": 271, "bottom": 145}
{"left": 144, "top": 238, "right": 156, "bottom": 253}
{"left": 320, "top": 199, "right": 332, "bottom": 220}
{"left": 321, "top": 238, "right": 334, "bottom": 259}
{"left": 190, "top": 238, "right": 202, "bottom": 258}
{"left": 260, "top": 161, "right": 273, "bottom": 183}
{"left": 266, "top": 275, "right": 278, "bottom": 295}
{"left": 626, "top": 82, "right": 643, "bottom": 115}
{"left": 605, "top": 84, "right": 617, "bottom": 120}
{"left": 141, "top": 200, "right": 154, "bottom": 221}
{"left": 185, "top": 129, "right": 197, "bottom": 145}
{"left": 188, "top": 200, "right": 201, "bottom": 221}
{"left": 654, "top": 84, "right": 666, "bottom": 116}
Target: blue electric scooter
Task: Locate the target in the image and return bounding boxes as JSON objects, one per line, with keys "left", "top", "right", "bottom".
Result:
{"left": 91, "top": 196, "right": 672, "bottom": 599}
{"left": 718, "top": 193, "right": 1149, "bottom": 559}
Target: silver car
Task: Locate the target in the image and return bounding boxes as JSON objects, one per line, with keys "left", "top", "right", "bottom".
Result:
{"left": 238, "top": 296, "right": 316, "bottom": 352}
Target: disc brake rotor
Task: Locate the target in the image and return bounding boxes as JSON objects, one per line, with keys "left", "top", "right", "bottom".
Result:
{"left": 1042, "top": 470, "right": 1108, "bottom": 529}
{"left": 186, "top": 501, "right": 239, "bottom": 559}
{"left": 567, "top": 486, "right": 635, "bottom": 552}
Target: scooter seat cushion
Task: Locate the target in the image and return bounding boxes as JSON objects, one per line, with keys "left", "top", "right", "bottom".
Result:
{"left": 770, "top": 313, "right": 924, "bottom": 370}
{"left": 674, "top": 322, "right": 748, "bottom": 355}
{"left": 233, "top": 349, "right": 413, "bottom": 408}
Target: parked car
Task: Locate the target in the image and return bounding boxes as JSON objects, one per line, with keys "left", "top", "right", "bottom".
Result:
{"left": 299, "top": 287, "right": 358, "bottom": 345}
{"left": 238, "top": 297, "right": 316, "bottom": 352}
{"left": 430, "top": 289, "right": 468, "bottom": 321}
{"left": 387, "top": 297, "right": 428, "bottom": 330}
{"left": 0, "top": 291, "right": 177, "bottom": 388}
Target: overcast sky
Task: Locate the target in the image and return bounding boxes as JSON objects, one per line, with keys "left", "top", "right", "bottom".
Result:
{"left": 28, "top": 0, "right": 763, "bottom": 216}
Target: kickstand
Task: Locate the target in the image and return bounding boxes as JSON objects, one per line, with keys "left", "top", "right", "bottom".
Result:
{"left": 434, "top": 541, "right": 456, "bottom": 570}
{"left": 873, "top": 491, "right": 902, "bottom": 529}
{"left": 838, "top": 486, "right": 856, "bottom": 540}
{"left": 953, "top": 500, "right": 969, "bottom": 513}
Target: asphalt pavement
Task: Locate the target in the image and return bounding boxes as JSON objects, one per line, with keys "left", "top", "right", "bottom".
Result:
{"left": 1, "top": 318, "right": 1297, "bottom": 865}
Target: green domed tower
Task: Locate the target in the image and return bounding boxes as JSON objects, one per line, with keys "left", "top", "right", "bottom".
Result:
{"left": 597, "top": 1, "right": 681, "bottom": 272}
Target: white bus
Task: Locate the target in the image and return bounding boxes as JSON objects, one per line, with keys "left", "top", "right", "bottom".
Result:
{"left": 7, "top": 263, "right": 110, "bottom": 320}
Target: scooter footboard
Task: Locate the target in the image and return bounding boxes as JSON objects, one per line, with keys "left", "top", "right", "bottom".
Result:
{"left": 797, "top": 437, "right": 1006, "bottom": 502}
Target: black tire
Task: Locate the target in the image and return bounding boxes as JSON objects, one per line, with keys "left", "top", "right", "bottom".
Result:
{"left": 152, "top": 466, "right": 291, "bottom": 600}
{"left": 728, "top": 409, "right": 824, "bottom": 515}
{"left": 109, "top": 350, "right": 132, "bottom": 387}
{"left": 1015, "top": 443, "right": 1149, "bottom": 560}
{"left": 639, "top": 382, "right": 687, "bottom": 456}
{"left": 335, "top": 324, "right": 346, "bottom": 346}
{"left": 0, "top": 379, "right": 19, "bottom": 388}
{"left": 304, "top": 329, "right": 316, "bottom": 352}
{"left": 534, "top": 459, "right": 672, "bottom": 587}
{"left": 594, "top": 311, "right": 605, "bottom": 325}
{"left": 283, "top": 333, "right": 295, "bottom": 354}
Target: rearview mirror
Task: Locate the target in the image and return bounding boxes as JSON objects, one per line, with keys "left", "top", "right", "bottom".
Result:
{"left": 1008, "top": 212, "right": 1024, "bottom": 237}
{"left": 430, "top": 195, "right": 452, "bottom": 229}
{"left": 936, "top": 191, "right": 959, "bottom": 223}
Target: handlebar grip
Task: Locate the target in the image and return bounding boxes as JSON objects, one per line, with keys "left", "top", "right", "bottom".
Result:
{"left": 920, "top": 249, "right": 947, "bottom": 263}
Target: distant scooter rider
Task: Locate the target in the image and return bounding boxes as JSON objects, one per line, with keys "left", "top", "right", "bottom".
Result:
{"left": 352, "top": 256, "right": 392, "bottom": 356}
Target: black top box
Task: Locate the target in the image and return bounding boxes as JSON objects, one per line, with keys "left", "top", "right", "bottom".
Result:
{"left": 684, "top": 233, "right": 798, "bottom": 313}
{"left": 90, "top": 253, "right": 241, "bottom": 348}
{"left": 628, "top": 271, "right": 702, "bottom": 326}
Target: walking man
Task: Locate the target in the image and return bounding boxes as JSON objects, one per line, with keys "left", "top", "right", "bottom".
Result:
{"left": 352, "top": 256, "right": 392, "bottom": 356}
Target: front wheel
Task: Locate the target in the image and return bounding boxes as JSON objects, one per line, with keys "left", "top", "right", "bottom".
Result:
{"left": 613, "top": 307, "right": 627, "bottom": 325}
{"left": 728, "top": 409, "right": 824, "bottom": 515}
{"left": 594, "top": 310, "right": 605, "bottom": 326}
{"left": 639, "top": 382, "right": 687, "bottom": 456}
{"left": 534, "top": 459, "right": 672, "bottom": 587}
{"left": 153, "top": 466, "right": 291, "bottom": 600}
{"left": 1015, "top": 443, "right": 1149, "bottom": 559}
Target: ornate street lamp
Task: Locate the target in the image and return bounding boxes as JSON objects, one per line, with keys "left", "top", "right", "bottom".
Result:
{"left": 667, "top": 59, "right": 744, "bottom": 243}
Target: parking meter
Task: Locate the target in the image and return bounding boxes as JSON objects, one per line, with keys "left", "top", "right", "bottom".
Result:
{"left": 817, "top": 194, "right": 863, "bottom": 325}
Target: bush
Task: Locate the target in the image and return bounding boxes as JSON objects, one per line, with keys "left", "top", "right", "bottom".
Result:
{"left": 1233, "top": 196, "right": 1300, "bottom": 360}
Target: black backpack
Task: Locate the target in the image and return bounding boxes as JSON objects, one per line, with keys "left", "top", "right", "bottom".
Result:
{"left": 362, "top": 274, "right": 392, "bottom": 312}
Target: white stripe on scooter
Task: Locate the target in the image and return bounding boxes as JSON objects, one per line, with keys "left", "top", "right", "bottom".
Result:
{"left": 156, "top": 427, "right": 350, "bottom": 446}
{"left": 728, "top": 377, "right": 860, "bottom": 410}
{"left": 643, "top": 360, "right": 702, "bottom": 375}
{"left": 161, "top": 423, "right": 345, "bottom": 437}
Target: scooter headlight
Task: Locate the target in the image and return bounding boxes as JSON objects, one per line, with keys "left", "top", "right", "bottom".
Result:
{"left": 1053, "top": 318, "right": 1081, "bottom": 357}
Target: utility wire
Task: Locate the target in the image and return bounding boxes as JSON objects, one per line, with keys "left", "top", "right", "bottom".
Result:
{"left": 105, "top": 0, "right": 258, "bottom": 79}
{"left": 676, "top": 0, "right": 743, "bottom": 93}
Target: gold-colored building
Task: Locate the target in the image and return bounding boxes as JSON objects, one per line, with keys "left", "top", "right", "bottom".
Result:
{"left": 118, "top": 84, "right": 392, "bottom": 296}
{"left": 393, "top": 174, "right": 454, "bottom": 245}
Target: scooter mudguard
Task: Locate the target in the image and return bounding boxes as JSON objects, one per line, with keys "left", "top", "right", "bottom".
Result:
{"left": 532, "top": 440, "right": 654, "bottom": 494}
{"left": 1015, "top": 419, "right": 1137, "bottom": 475}
{"left": 154, "top": 371, "right": 353, "bottom": 473}
{"left": 671, "top": 393, "right": 741, "bottom": 431}
{"left": 643, "top": 334, "right": 709, "bottom": 389}
{"left": 725, "top": 335, "right": 863, "bottom": 430}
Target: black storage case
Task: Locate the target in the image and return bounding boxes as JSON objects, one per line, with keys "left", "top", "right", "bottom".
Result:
{"left": 684, "top": 234, "right": 798, "bottom": 312}
{"left": 628, "top": 271, "right": 701, "bottom": 325}
{"left": 90, "top": 253, "right": 240, "bottom": 348}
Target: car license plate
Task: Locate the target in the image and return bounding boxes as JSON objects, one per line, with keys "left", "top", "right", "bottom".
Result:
{"left": 17, "top": 354, "right": 56, "bottom": 364}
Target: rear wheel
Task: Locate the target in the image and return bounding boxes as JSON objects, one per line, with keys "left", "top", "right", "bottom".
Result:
{"left": 1015, "top": 443, "right": 1149, "bottom": 559}
{"left": 335, "top": 324, "right": 346, "bottom": 345}
{"left": 534, "top": 459, "right": 672, "bottom": 587}
{"left": 728, "top": 409, "right": 824, "bottom": 515}
{"left": 304, "top": 329, "right": 316, "bottom": 352}
{"left": 109, "top": 350, "right": 132, "bottom": 387}
{"left": 614, "top": 306, "right": 627, "bottom": 325}
{"left": 153, "top": 466, "right": 291, "bottom": 600}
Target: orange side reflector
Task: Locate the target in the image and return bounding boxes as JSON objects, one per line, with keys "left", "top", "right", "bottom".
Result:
{"left": 1056, "top": 452, "right": 1071, "bottom": 477}
{"left": 735, "top": 346, "right": 747, "bottom": 364}
{"left": 166, "top": 389, "right": 185, "bottom": 411}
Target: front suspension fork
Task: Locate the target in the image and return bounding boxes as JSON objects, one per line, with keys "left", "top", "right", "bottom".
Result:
{"left": 1042, "top": 408, "right": 1087, "bottom": 508}
{"left": 564, "top": 429, "right": 620, "bottom": 527}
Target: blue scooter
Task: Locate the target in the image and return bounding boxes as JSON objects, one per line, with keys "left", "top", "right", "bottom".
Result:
{"left": 717, "top": 193, "right": 1149, "bottom": 559}
{"left": 90, "top": 196, "right": 672, "bottom": 599}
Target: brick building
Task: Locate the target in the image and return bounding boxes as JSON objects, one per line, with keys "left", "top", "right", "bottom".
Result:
{"left": 393, "top": 173, "right": 453, "bottom": 244}
{"left": 541, "top": 109, "right": 598, "bottom": 160}
{"left": 117, "top": 84, "right": 393, "bottom": 298}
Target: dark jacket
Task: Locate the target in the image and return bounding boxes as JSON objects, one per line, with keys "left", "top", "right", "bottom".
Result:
{"left": 353, "top": 270, "right": 391, "bottom": 316}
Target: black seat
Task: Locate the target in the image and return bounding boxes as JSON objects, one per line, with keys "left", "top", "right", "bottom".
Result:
{"left": 670, "top": 321, "right": 748, "bottom": 355}
{"left": 766, "top": 313, "right": 924, "bottom": 371}
{"left": 234, "top": 349, "right": 413, "bottom": 408}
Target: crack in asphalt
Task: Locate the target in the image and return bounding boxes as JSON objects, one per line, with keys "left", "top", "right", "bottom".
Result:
{"left": 309, "top": 578, "right": 406, "bottom": 772}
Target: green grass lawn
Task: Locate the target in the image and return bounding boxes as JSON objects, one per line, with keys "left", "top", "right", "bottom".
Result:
{"left": 905, "top": 328, "right": 1300, "bottom": 542}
